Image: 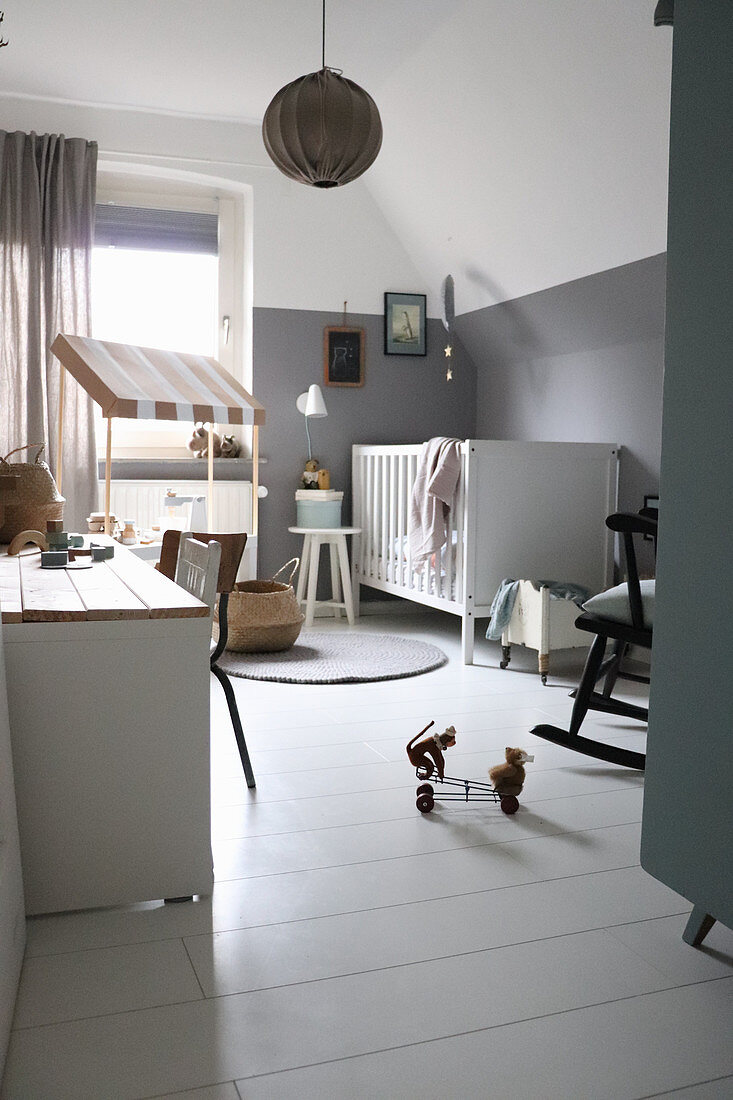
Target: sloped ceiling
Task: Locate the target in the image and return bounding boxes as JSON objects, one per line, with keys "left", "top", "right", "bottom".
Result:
{"left": 368, "top": 0, "right": 673, "bottom": 314}
{"left": 0, "top": 0, "right": 672, "bottom": 314}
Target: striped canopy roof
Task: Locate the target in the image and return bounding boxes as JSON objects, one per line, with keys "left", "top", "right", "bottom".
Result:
{"left": 51, "top": 334, "right": 265, "bottom": 425}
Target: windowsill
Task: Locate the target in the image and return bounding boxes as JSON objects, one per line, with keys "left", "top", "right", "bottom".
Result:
{"left": 97, "top": 457, "right": 266, "bottom": 481}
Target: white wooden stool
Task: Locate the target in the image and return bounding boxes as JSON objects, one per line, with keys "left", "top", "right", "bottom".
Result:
{"left": 288, "top": 526, "right": 361, "bottom": 628}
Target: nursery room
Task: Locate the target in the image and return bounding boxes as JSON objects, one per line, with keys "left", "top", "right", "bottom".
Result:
{"left": 1, "top": 1, "right": 732, "bottom": 1097}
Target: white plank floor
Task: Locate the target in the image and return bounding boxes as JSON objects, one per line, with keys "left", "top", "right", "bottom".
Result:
{"left": 3, "top": 612, "right": 732, "bottom": 1100}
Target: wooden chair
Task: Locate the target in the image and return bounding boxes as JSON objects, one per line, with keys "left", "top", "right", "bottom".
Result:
{"left": 162, "top": 528, "right": 255, "bottom": 789}
{"left": 531, "top": 510, "right": 657, "bottom": 771}
{"left": 174, "top": 534, "right": 221, "bottom": 613}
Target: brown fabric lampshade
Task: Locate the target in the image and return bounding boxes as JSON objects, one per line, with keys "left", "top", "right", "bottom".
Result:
{"left": 654, "top": 0, "right": 674, "bottom": 25}
{"left": 262, "top": 68, "right": 382, "bottom": 189}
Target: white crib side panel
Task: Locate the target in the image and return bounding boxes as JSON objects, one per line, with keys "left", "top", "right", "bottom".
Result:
{"left": 454, "top": 450, "right": 466, "bottom": 600}
{"left": 351, "top": 442, "right": 470, "bottom": 612}
{"left": 466, "top": 440, "right": 619, "bottom": 610}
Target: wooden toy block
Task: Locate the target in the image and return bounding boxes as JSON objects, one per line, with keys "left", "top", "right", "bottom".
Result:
{"left": 90, "top": 544, "right": 114, "bottom": 561}
{"left": 67, "top": 534, "right": 84, "bottom": 548}
{"left": 7, "top": 530, "right": 48, "bottom": 555}
{"left": 48, "top": 536, "right": 69, "bottom": 551}
{"left": 40, "top": 550, "right": 69, "bottom": 567}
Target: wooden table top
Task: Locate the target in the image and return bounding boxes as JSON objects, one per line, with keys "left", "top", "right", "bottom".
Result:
{"left": 0, "top": 539, "right": 209, "bottom": 624}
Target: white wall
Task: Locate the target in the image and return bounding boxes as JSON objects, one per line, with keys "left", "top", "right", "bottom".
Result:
{"left": 366, "top": 0, "right": 673, "bottom": 315}
{"left": 0, "top": 93, "right": 426, "bottom": 316}
{"left": 1, "top": 0, "right": 673, "bottom": 320}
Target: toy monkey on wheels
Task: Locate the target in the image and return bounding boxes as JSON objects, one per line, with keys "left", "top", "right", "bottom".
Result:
{"left": 405, "top": 720, "right": 457, "bottom": 780}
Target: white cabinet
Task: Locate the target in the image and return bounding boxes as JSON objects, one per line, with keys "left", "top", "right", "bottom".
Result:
{"left": 0, "top": 616, "right": 25, "bottom": 1079}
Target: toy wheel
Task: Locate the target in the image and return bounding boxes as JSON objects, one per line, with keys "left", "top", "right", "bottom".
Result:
{"left": 500, "top": 795, "right": 519, "bottom": 815}
{"left": 416, "top": 793, "right": 434, "bottom": 813}
{"left": 499, "top": 659, "right": 509, "bottom": 670}
{"left": 416, "top": 764, "right": 432, "bottom": 780}
{"left": 416, "top": 782, "right": 434, "bottom": 796}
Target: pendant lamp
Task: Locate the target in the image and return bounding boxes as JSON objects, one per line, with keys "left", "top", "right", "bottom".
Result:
{"left": 654, "top": 0, "right": 674, "bottom": 26}
{"left": 262, "top": 1, "right": 382, "bottom": 188}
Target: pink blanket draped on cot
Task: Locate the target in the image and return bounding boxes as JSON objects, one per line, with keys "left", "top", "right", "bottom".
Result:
{"left": 407, "top": 437, "right": 462, "bottom": 569}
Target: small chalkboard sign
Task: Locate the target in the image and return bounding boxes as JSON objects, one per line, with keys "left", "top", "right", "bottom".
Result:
{"left": 323, "top": 326, "right": 365, "bottom": 388}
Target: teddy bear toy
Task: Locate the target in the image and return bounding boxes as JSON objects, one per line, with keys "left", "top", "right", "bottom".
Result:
{"left": 489, "top": 747, "right": 534, "bottom": 796}
{"left": 187, "top": 423, "right": 221, "bottom": 458}
{"left": 301, "top": 458, "right": 320, "bottom": 489}
{"left": 220, "top": 434, "right": 241, "bottom": 458}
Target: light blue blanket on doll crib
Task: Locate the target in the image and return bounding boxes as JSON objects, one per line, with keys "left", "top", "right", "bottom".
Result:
{"left": 486, "top": 578, "right": 591, "bottom": 640}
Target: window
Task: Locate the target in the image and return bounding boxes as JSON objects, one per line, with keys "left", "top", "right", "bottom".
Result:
{"left": 92, "top": 185, "right": 244, "bottom": 457}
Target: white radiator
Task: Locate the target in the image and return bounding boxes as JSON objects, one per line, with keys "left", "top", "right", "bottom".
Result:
{"left": 97, "top": 480, "right": 253, "bottom": 534}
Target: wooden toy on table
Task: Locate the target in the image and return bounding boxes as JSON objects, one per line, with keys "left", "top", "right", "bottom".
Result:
{"left": 7, "top": 530, "right": 48, "bottom": 554}
{"left": 50, "top": 333, "right": 266, "bottom": 539}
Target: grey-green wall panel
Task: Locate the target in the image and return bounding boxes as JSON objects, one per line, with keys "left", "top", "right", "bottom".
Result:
{"left": 640, "top": 0, "right": 733, "bottom": 934}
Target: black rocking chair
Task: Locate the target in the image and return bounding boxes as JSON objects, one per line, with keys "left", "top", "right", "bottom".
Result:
{"left": 531, "top": 509, "right": 657, "bottom": 771}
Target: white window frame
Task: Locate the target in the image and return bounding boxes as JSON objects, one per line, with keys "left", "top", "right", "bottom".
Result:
{"left": 94, "top": 175, "right": 249, "bottom": 459}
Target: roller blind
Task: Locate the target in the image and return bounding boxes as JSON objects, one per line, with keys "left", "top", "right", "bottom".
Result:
{"left": 94, "top": 204, "right": 218, "bottom": 255}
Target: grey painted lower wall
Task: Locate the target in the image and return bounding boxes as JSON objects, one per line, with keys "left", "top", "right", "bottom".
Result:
{"left": 458, "top": 255, "right": 666, "bottom": 543}
{"left": 253, "top": 308, "right": 476, "bottom": 585}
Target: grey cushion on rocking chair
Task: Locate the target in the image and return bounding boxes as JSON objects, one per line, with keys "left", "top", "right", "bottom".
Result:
{"left": 582, "top": 578, "right": 655, "bottom": 630}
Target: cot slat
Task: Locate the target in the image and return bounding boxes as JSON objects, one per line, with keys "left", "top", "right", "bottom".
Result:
{"left": 397, "top": 455, "right": 405, "bottom": 589}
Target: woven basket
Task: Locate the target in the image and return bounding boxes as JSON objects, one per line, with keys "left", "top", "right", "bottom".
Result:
{"left": 223, "top": 558, "right": 304, "bottom": 653}
{"left": 0, "top": 444, "right": 65, "bottom": 542}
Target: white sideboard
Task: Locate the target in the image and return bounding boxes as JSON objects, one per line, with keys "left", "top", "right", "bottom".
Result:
{"left": 1, "top": 542, "right": 214, "bottom": 915}
{"left": 0, "top": 615, "right": 25, "bottom": 1080}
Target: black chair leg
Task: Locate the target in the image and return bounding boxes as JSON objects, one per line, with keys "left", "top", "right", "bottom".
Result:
{"left": 569, "top": 634, "right": 608, "bottom": 736}
{"left": 532, "top": 631, "right": 646, "bottom": 770}
{"left": 601, "top": 639, "right": 626, "bottom": 698}
{"left": 211, "top": 663, "right": 256, "bottom": 789}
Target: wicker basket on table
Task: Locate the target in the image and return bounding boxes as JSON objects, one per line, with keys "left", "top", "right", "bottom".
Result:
{"left": 219, "top": 558, "right": 304, "bottom": 653}
{"left": 0, "top": 443, "right": 64, "bottom": 542}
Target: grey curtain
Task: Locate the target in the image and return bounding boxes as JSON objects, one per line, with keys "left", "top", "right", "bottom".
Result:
{"left": 0, "top": 130, "right": 98, "bottom": 528}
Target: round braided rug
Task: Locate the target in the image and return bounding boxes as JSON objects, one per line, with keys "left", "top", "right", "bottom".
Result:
{"left": 218, "top": 631, "right": 448, "bottom": 684}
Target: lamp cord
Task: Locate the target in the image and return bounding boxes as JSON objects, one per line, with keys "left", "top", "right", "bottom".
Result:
{"left": 322, "top": 0, "right": 326, "bottom": 69}
{"left": 305, "top": 415, "right": 313, "bottom": 461}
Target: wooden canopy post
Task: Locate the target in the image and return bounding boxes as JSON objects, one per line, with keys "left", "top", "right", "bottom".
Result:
{"left": 207, "top": 424, "right": 214, "bottom": 530}
{"left": 104, "top": 418, "right": 113, "bottom": 535}
{"left": 252, "top": 425, "right": 259, "bottom": 538}
{"left": 57, "top": 366, "right": 66, "bottom": 494}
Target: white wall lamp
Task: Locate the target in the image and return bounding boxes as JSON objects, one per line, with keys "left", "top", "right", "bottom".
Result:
{"left": 296, "top": 384, "right": 328, "bottom": 460}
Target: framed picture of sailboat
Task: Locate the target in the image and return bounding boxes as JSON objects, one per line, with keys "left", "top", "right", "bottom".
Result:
{"left": 384, "top": 292, "right": 427, "bottom": 356}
